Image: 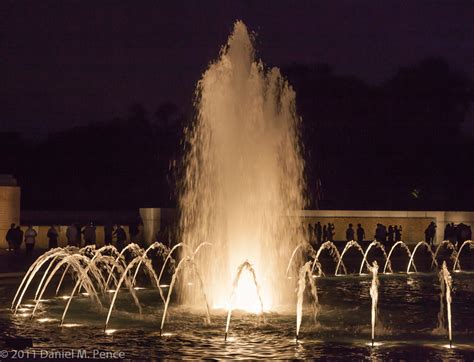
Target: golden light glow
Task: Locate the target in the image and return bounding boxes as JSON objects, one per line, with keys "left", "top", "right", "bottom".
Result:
{"left": 38, "top": 318, "right": 57, "bottom": 323}
{"left": 214, "top": 267, "right": 271, "bottom": 314}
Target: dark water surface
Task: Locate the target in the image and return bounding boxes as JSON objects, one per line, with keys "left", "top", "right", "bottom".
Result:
{"left": 1, "top": 272, "right": 473, "bottom": 359}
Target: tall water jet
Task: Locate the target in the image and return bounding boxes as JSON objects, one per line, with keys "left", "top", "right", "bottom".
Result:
{"left": 369, "top": 261, "right": 379, "bottom": 347}
{"left": 439, "top": 261, "right": 453, "bottom": 347}
{"left": 296, "top": 261, "right": 319, "bottom": 340}
{"left": 179, "top": 21, "right": 306, "bottom": 310}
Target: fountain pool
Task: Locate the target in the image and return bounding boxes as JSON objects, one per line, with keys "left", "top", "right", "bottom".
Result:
{"left": 1, "top": 264, "right": 474, "bottom": 359}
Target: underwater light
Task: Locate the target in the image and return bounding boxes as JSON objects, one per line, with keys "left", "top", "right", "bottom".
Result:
{"left": 38, "top": 318, "right": 57, "bottom": 323}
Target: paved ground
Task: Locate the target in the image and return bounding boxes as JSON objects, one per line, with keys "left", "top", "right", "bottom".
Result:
{"left": 0, "top": 248, "right": 46, "bottom": 275}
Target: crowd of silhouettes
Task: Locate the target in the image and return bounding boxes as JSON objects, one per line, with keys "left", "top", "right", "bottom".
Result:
{"left": 5, "top": 224, "right": 25, "bottom": 254}
{"left": 307, "top": 222, "right": 336, "bottom": 247}
{"left": 4, "top": 220, "right": 145, "bottom": 256}
{"left": 444, "top": 222, "right": 472, "bottom": 246}
{"left": 64, "top": 222, "right": 141, "bottom": 251}
{"left": 374, "top": 223, "right": 403, "bottom": 247}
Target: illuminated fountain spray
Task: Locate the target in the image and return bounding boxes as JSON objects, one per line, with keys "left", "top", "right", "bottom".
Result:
{"left": 453, "top": 240, "right": 474, "bottom": 272}
{"left": 368, "top": 261, "right": 379, "bottom": 347}
{"left": 225, "top": 261, "right": 265, "bottom": 341}
{"left": 407, "top": 241, "right": 438, "bottom": 273}
{"left": 359, "top": 241, "right": 391, "bottom": 275}
{"left": 432, "top": 240, "right": 456, "bottom": 269}
{"left": 383, "top": 241, "right": 416, "bottom": 274}
{"left": 179, "top": 21, "right": 306, "bottom": 310}
{"left": 336, "top": 241, "right": 366, "bottom": 275}
{"left": 438, "top": 261, "right": 453, "bottom": 347}
{"left": 296, "top": 261, "right": 319, "bottom": 340}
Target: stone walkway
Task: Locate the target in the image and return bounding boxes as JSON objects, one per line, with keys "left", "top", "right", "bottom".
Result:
{"left": 0, "top": 248, "right": 45, "bottom": 275}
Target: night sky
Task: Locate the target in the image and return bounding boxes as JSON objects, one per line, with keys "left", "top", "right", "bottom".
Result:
{"left": 1, "top": 1, "right": 473, "bottom": 137}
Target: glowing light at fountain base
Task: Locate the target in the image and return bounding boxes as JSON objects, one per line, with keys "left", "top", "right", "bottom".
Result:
{"left": 214, "top": 270, "right": 271, "bottom": 314}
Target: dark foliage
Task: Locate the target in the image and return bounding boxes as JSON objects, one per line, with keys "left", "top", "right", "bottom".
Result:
{"left": 1, "top": 57, "right": 472, "bottom": 211}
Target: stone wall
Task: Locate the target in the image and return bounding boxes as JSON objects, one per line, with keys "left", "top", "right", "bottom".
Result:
{"left": 0, "top": 186, "right": 21, "bottom": 248}
{"left": 4, "top": 208, "right": 472, "bottom": 249}
{"left": 300, "top": 210, "right": 474, "bottom": 244}
{"left": 139, "top": 208, "right": 474, "bottom": 247}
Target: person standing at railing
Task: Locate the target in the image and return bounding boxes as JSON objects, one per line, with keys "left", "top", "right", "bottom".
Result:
{"left": 47, "top": 225, "right": 59, "bottom": 249}
{"left": 346, "top": 224, "right": 354, "bottom": 242}
{"left": 14, "top": 226, "right": 23, "bottom": 253}
{"left": 24, "top": 225, "right": 37, "bottom": 257}
{"left": 5, "top": 223, "right": 16, "bottom": 252}
{"left": 66, "top": 224, "right": 78, "bottom": 247}
{"left": 104, "top": 223, "right": 114, "bottom": 246}
{"left": 315, "top": 222, "right": 322, "bottom": 245}
{"left": 357, "top": 223, "right": 365, "bottom": 243}
{"left": 83, "top": 222, "right": 97, "bottom": 246}
{"left": 114, "top": 225, "right": 127, "bottom": 251}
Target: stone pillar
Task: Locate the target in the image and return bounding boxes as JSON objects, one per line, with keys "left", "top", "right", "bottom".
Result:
{"left": 0, "top": 175, "right": 21, "bottom": 249}
{"left": 139, "top": 208, "right": 161, "bottom": 246}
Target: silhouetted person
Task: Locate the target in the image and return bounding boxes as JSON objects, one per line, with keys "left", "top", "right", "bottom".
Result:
{"left": 129, "top": 222, "right": 139, "bottom": 244}
{"left": 6, "top": 223, "right": 15, "bottom": 251}
{"left": 66, "top": 224, "right": 78, "bottom": 246}
{"left": 104, "top": 223, "right": 113, "bottom": 246}
{"left": 388, "top": 225, "right": 394, "bottom": 245}
{"left": 375, "top": 224, "right": 383, "bottom": 242}
{"left": 345, "top": 224, "right": 354, "bottom": 241}
{"left": 24, "top": 225, "right": 37, "bottom": 257}
{"left": 394, "top": 225, "right": 401, "bottom": 241}
{"left": 356, "top": 223, "right": 365, "bottom": 243}
{"left": 47, "top": 225, "right": 59, "bottom": 249}
{"left": 381, "top": 224, "right": 388, "bottom": 244}
{"left": 328, "top": 223, "right": 335, "bottom": 242}
{"left": 307, "top": 223, "right": 314, "bottom": 244}
{"left": 448, "top": 222, "right": 456, "bottom": 243}
{"left": 397, "top": 225, "right": 403, "bottom": 241}
{"left": 315, "top": 222, "right": 322, "bottom": 244}
{"left": 114, "top": 225, "right": 127, "bottom": 251}
{"left": 444, "top": 223, "right": 452, "bottom": 241}
{"left": 14, "top": 226, "right": 23, "bottom": 252}
{"left": 457, "top": 223, "right": 470, "bottom": 244}
{"left": 83, "top": 222, "right": 96, "bottom": 246}
{"left": 425, "top": 222, "right": 436, "bottom": 246}
{"left": 322, "top": 225, "right": 328, "bottom": 242}
{"left": 76, "top": 223, "right": 84, "bottom": 247}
